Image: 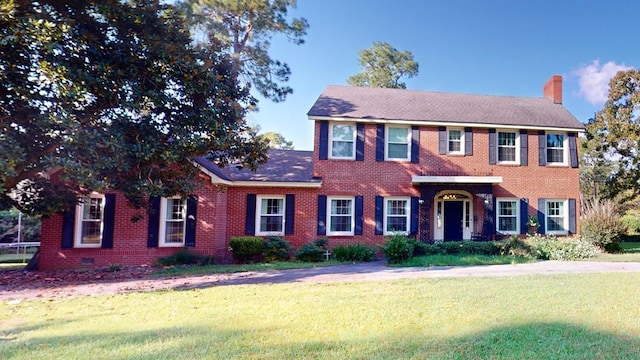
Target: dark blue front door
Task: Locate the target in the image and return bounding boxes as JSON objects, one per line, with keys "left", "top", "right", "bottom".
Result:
{"left": 444, "top": 201, "right": 463, "bottom": 241}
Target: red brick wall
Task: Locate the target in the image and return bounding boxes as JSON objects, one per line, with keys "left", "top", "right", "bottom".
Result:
{"left": 39, "top": 181, "right": 229, "bottom": 269}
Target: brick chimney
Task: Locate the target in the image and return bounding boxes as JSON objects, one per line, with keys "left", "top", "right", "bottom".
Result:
{"left": 543, "top": 75, "right": 562, "bottom": 104}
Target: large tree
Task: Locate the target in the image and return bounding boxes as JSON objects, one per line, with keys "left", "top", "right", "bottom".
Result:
{"left": 347, "top": 42, "right": 419, "bottom": 89}
{"left": 178, "top": 0, "right": 309, "bottom": 102}
{"left": 0, "top": 0, "right": 268, "bottom": 217}
{"left": 585, "top": 68, "right": 640, "bottom": 201}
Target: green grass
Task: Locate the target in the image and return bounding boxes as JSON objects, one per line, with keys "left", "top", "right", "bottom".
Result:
{"left": 589, "top": 242, "right": 640, "bottom": 262}
{"left": 1, "top": 273, "right": 640, "bottom": 359}
{"left": 154, "top": 260, "right": 346, "bottom": 277}
{"left": 395, "top": 254, "right": 532, "bottom": 267}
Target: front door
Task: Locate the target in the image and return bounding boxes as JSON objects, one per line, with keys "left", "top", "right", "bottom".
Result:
{"left": 444, "top": 201, "right": 464, "bottom": 241}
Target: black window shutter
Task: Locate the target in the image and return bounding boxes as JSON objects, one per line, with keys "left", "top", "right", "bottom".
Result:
{"left": 411, "top": 126, "right": 419, "bottom": 163}
{"left": 568, "top": 198, "right": 577, "bottom": 234}
{"left": 319, "top": 121, "right": 329, "bottom": 160}
{"left": 538, "top": 131, "right": 547, "bottom": 166}
{"left": 147, "top": 196, "right": 161, "bottom": 248}
{"left": 376, "top": 124, "right": 385, "bottom": 161}
{"left": 245, "top": 194, "right": 256, "bottom": 235}
{"left": 410, "top": 197, "right": 419, "bottom": 235}
{"left": 464, "top": 127, "right": 473, "bottom": 155}
{"left": 520, "top": 198, "right": 528, "bottom": 235}
{"left": 568, "top": 132, "right": 578, "bottom": 168}
{"left": 101, "top": 194, "right": 116, "bottom": 248}
{"left": 375, "top": 196, "right": 384, "bottom": 235}
{"left": 61, "top": 204, "right": 76, "bottom": 249}
{"left": 317, "top": 195, "right": 327, "bottom": 235}
{"left": 356, "top": 123, "right": 365, "bottom": 161}
{"left": 488, "top": 129, "right": 497, "bottom": 165}
{"left": 185, "top": 195, "right": 198, "bottom": 247}
{"left": 537, "top": 198, "right": 546, "bottom": 234}
{"left": 354, "top": 195, "right": 363, "bottom": 235}
{"left": 520, "top": 130, "right": 528, "bottom": 166}
{"left": 438, "top": 127, "right": 447, "bottom": 155}
{"left": 285, "top": 194, "right": 295, "bottom": 235}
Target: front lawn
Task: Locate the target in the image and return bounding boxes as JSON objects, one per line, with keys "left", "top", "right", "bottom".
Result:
{"left": 1, "top": 273, "right": 639, "bottom": 359}
{"left": 588, "top": 242, "right": 640, "bottom": 262}
{"left": 395, "top": 254, "right": 532, "bottom": 267}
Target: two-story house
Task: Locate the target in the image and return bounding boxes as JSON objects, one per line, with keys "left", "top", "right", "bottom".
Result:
{"left": 38, "top": 75, "right": 583, "bottom": 269}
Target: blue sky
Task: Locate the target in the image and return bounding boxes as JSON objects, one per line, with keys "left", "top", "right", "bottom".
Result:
{"left": 248, "top": 0, "right": 638, "bottom": 150}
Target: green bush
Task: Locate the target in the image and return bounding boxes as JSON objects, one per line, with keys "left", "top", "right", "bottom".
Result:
{"left": 527, "top": 234, "right": 599, "bottom": 260}
{"left": 382, "top": 234, "right": 415, "bottom": 264}
{"left": 581, "top": 199, "right": 625, "bottom": 253}
{"left": 263, "top": 237, "right": 293, "bottom": 262}
{"left": 332, "top": 243, "right": 376, "bottom": 262}
{"left": 295, "top": 238, "right": 328, "bottom": 262}
{"left": 620, "top": 214, "right": 640, "bottom": 235}
{"left": 155, "top": 248, "right": 214, "bottom": 266}
{"left": 229, "top": 236, "right": 264, "bottom": 263}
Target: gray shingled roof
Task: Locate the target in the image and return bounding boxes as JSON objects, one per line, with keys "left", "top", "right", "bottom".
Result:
{"left": 307, "top": 85, "right": 584, "bottom": 130}
{"left": 194, "top": 150, "right": 319, "bottom": 183}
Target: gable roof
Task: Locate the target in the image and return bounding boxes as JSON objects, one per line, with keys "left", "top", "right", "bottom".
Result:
{"left": 307, "top": 85, "right": 584, "bottom": 130}
{"left": 194, "top": 150, "right": 321, "bottom": 187}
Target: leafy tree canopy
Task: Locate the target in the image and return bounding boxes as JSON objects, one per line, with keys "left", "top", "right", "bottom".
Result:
{"left": 178, "top": 0, "right": 309, "bottom": 102}
{"left": 0, "top": 0, "right": 268, "bottom": 217}
{"left": 258, "top": 131, "right": 294, "bottom": 150}
{"left": 585, "top": 68, "right": 640, "bottom": 201}
{"left": 347, "top": 42, "right": 419, "bottom": 89}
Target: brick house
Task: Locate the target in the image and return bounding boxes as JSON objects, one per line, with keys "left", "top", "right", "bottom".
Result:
{"left": 39, "top": 75, "right": 583, "bottom": 269}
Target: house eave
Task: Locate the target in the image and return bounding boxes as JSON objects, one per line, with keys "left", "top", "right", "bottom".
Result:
{"left": 411, "top": 175, "right": 503, "bottom": 185}
{"left": 308, "top": 115, "right": 584, "bottom": 133}
{"left": 230, "top": 181, "right": 322, "bottom": 188}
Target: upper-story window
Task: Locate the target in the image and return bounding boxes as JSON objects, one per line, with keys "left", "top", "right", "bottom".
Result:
{"left": 498, "top": 130, "right": 519, "bottom": 164}
{"left": 329, "top": 123, "right": 355, "bottom": 159}
{"left": 160, "top": 197, "right": 186, "bottom": 247}
{"left": 256, "top": 196, "right": 285, "bottom": 236}
{"left": 447, "top": 128, "right": 464, "bottom": 154}
{"left": 386, "top": 126, "right": 410, "bottom": 160}
{"left": 74, "top": 194, "right": 105, "bottom": 248}
{"left": 546, "top": 133, "right": 567, "bottom": 165}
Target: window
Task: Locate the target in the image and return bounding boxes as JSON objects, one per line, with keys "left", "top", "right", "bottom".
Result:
{"left": 74, "top": 195, "right": 104, "bottom": 247}
{"left": 330, "top": 123, "right": 355, "bottom": 159}
{"left": 498, "top": 131, "right": 519, "bottom": 163}
{"left": 496, "top": 198, "right": 519, "bottom": 234}
{"left": 546, "top": 133, "right": 566, "bottom": 165}
{"left": 160, "top": 197, "right": 186, "bottom": 247}
{"left": 327, "top": 197, "right": 354, "bottom": 235}
{"left": 256, "top": 196, "right": 284, "bottom": 235}
{"left": 448, "top": 128, "right": 464, "bottom": 154}
{"left": 546, "top": 200, "right": 567, "bottom": 234}
{"left": 384, "top": 198, "right": 409, "bottom": 234}
{"left": 386, "top": 126, "right": 410, "bottom": 160}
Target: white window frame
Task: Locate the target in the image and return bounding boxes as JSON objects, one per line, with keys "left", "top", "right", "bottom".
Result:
{"left": 327, "top": 196, "right": 355, "bottom": 236}
{"left": 74, "top": 194, "right": 105, "bottom": 248}
{"left": 256, "top": 195, "right": 285, "bottom": 236}
{"left": 383, "top": 197, "right": 410, "bottom": 235}
{"left": 447, "top": 127, "right": 465, "bottom": 155}
{"left": 497, "top": 130, "right": 520, "bottom": 165}
{"left": 385, "top": 126, "right": 411, "bottom": 161}
{"left": 329, "top": 123, "right": 356, "bottom": 160}
{"left": 546, "top": 132, "right": 568, "bottom": 166}
{"left": 159, "top": 197, "right": 187, "bottom": 247}
{"left": 496, "top": 198, "right": 519, "bottom": 235}
{"left": 545, "top": 199, "right": 568, "bottom": 235}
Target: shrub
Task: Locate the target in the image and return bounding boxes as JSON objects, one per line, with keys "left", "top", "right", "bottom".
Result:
{"left": 527, "top": 234, "right": 599, "bottom": 260}
{"left": 332, "top": 243, "right": 376, "bottom": 262}
{"left": 229, "top": 236, "right": 264, "bottom": 263}
{"left": 263, "top": 237, "right": 293, "bottom": 262}
{"left": 155, "top": 248, "right": 214, "bottom": 266}
{"left": 382, "top": 234, "right": 415, "bottom": 264}
{"left": 411, "top": 240, "right": 442, "bottom": 256}
{"left": 581, "top": 199, "right": 625, "bottom": 253}
{"left": 295, "top": 238, "right": 328, "bottom": 262}
{"left": 620, "top": 214, "right": 640, "bottom": 235}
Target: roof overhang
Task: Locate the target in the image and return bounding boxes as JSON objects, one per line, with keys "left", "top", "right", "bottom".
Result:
{"left": 307, "top": 115, "right": 585, "bottom": 133}
{"left": 195, "top": 162, "right": 322, "bottom": 188}
{"left": 411, "top": 175, "right": 503, "bottom": 185}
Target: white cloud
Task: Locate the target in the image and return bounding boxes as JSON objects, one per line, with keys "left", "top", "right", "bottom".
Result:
{"left": 573, "top": 60, "right": 632, "bottom": 105}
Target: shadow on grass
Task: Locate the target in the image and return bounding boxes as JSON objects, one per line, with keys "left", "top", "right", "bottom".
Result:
{"left": 1, "top": 321, "right": 638, "bottom": 359}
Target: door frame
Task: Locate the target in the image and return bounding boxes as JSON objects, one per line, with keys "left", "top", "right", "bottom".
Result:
{"left": 433, "top": 190, "right": 473, "bottom": 241}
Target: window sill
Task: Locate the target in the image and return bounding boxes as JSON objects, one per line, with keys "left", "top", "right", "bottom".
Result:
{"left": 327, "top": 232, "right": 355, "bottom": 237}
{"left": 73, "top": 244, "right": 102, "bottom": 249}
{"left": 256, "top": 232, "right": 284, "bottom": 236}
{"left": 159, "top": 243, "right": 186, "bottom": 248}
